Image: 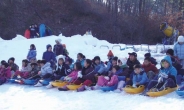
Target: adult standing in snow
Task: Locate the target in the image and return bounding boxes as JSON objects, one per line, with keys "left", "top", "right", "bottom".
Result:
{"left": 42, "top": 44, "right": 57, "bottom": 68}
{"left": 174, "top": 35, "right": 184, "bottom": 69}
{"left": 34, "top": 24, "right": 39, "bottom": 37}
{"left": 29, "top": 25, "right": 37, "bottom": 38}
{"left": 27, "top": 44, "right": 37, "bottom": 63}
{"left": 53, "top": 39, "right": 64, "bottom": 56}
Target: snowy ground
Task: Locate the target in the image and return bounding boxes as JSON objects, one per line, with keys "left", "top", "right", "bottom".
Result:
{"left": 0, "top": 34, "right": 183, "bottom": 110}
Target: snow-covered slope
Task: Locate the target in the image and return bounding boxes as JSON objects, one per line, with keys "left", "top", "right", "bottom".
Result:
{"left": 0, "top": 34, "right": 183, "bottom": 110}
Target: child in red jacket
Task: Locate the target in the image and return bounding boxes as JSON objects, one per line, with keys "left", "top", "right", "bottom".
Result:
{"left": 0, "top": 62, "right": 11, "bottom": 85}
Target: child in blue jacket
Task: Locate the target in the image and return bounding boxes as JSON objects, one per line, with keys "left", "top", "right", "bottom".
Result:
{"left": 27, "top": 44, "right": 37, "bottom": 63}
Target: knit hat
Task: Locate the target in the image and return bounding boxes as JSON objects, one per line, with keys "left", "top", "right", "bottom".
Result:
{"left": 144, "top": 53, "right": 151, "bottom": 58}
{"left": 128, "top": 52, "right": 137, "bottom": 57}
{"left": 62, "top": 44, "right": 66, "bottom": 48}
{"left": 118, "top": 58, "right": 127, "bottom": 65}
{"left": 46, "top": 44, "right": 52, "bottom": 50}
{"left": 107, "top": 50, "right": 114, "bottom": 57}
{"left": 40, "top": 60, "right": 47, "bottom": 64}
{"left": 93, "top": 56, "right": 100, "bottom": 61}
{"left": 112, "top": 57, "right": 118, "bottom": 61}
{"left": 8, "top": 57, "right": 15, "bottom": 62}
{"left": 166, "top": 49, "right": 174, "bottom": 56}
{"left": 55, "top": 38, "right": 61, "bottom": 43}
{"left": 178, "top": 36, "right": 184, "bottom": 42}
{"left": 2, "top": 62, "right": 9, "bottom": 68}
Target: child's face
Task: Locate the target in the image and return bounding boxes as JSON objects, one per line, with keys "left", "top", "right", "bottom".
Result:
{"left": 118, "top": 61, "right": 122, "bottom": 66}
{"left": 9, "top": 60, "right": 13, "bottom": 64}
{"left": 48, "top": 47, "right": 52, "bottom": 52}
{"left": 58, "top": 59, "right": 63, "bottom": 65}
{"left": 22, "top": 62, "right": 26, "bottom": 67}
{"left": 134, "top": 68, "right": 141, "bottom": 74}
{"left": 112, "top": 68, "right": 117, "bottom": 73}
{"left": 112, "top": 60, "right": 117, "bottom": 66}
{"left": 84, "top": 61, "right": 89, "bottom": 68}
{"left": 1, "top": 65, "right": 5, "bottom": 69}
{"left": 65, "top": 61, "right": 69, "bottom": 65}
{"left": 143, "top": 60, "right": 150, "bottom": 66}
{"left": 129, "top": 55, "right": 135, "bottom": 61}
{"left": 95, "top": 60, "right": 100, "bottom": 64}
{"left": 77, "top": 55, "right": 81, "bottom": 60}
{"left": 162, "top": 61, "right": 170, "bottom": 68}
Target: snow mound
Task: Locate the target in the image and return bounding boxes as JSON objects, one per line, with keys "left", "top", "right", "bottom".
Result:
{"left": 12, "top": 35, "right": 27, "bottom": 40}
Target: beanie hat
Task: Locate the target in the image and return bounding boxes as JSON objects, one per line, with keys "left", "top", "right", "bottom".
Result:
{"left": 46, "top": 44, "right": 52, "bottom": 50}
{"left": 62, "top": 44, "right": 66, "bottom": 48}
{"left": 93, "top": 56, "right": 101, "bottom": 61}
{"left": 166, "top": 49, "right": 174, "bottom": 56}
{"left": 118, "top": 58, "right": 127, "bottom": 65}
{"left": 178, "top": 36, "right": 184, "bottom": 42}
{"left": 8, "top": 57, "right": 15, "bottom": 62}
{"left": 40, "top": 60, "right": 47, "bottom": 64}
{"left": 107, "top": 50, "right": 114, "bottom": 57}
{"left": 144, "top": 53, "right": 151, "bottom": 58}
{"left": 2, "top": 62, "right": 9, "bottom": 68}
{"left": 128, "top": 52, "right": 137, "bottom": 57}
{"left": 55, "top": 38, "right": 61, "bottom": 43}
{"left": 112, "top": 57, "right": 118, "bottom": 61}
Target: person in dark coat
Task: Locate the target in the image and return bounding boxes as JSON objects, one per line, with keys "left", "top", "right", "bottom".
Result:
{"left": 29, "top": 25, "right": 37, "bottom": 38}
{"left": 8, "top": 57, "right": 19, "bottom": 78}
{"left": 53, "top": 39, "right": 64, "bottom": 56}
{"left": 126, "top": 52, "right": 140, "bottom": 76}
{"left": 75, "top": 59, "right": 96, "bottom": 92}
{"left": 26, "top": 63, "right": 40, "bottom": 79}
{"left": 144, "top": 53, "right": 157, "bottom": 66}
{"left": 42, "top": 44, "right": 57, "bottom": 68}
{"left": 34, "top": 24, "right": 39, "bottom": 37}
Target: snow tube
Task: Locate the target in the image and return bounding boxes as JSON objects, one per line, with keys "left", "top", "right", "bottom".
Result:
{"left": 100, "top": 84, "right": 117, "bottom": 92}
{"left": 24, "top": 29, "right": 30, "bottom": 39}
{"left": 7, "top": 79, "right": 19, "bottom": 83}
{"left": 39, "top": 24, "right": 46, "bottom": 37}
{"left": 23, "top": 79, "right": 36, "bottom": 85}
{"left": 176, "top": 90, "right": 184, "bottom": 96}
{"left": 51, "top": 80, "right": 67, "bottom": 87}
{"left": 40, "top": 79, "right": 50, "bottom": 85}
{"left": 123, "top": 85, "right": 145, "bottom": 94}
{"left": 66, "top": 84, "right": 82, "bottom": 90}
{"left": 146, "top": 86, "right": 178, "bottom": 97}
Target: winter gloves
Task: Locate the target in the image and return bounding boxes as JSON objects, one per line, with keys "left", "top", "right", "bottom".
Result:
{"left": 158, "top": 72, "right": 168, "bottom": 83}
{"left": 77, "top": 71, "right": 82, "bottom": 78}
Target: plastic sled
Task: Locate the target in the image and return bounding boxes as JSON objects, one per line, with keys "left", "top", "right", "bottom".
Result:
{"left": 123, "top": 85, "right": 145, "bottom": 94}
{"left": 39, "top": 24, "right": 46, "bottom": 37}
{"left": 23, "top": 79, "right": 36, "bottom": 85}
{"left": 51, "top": 80, "right": 67, "bottom": 87}
{"left": 146, "top": 86, "right": 178, "bottom": 97}
{"left": 24, "top": 29, "right": 30, "bottom": 39}
{"left": 100, "top": 84, "right": 117, "bottom": 92}
{"left": 175, "top": 90, "right": 184, "bottom": 96}
{"left": 66, "top": 84, "right": 82, "bottom": 90}
{"left": 40, "top": 79, "right": 50, "bottom": 85}
{"left": 7, "top": 79, "right": 19, "bottom": 83}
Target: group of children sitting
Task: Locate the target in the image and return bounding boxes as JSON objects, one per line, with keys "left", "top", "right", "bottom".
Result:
{"left": 0, "top": 46, "right": 183, "bottom": 95}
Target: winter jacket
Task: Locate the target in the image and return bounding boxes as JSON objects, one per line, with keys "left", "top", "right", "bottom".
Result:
{"left": 159, "top": 56, "right": 177, "bottom": 79}
{"left": 126, "top": 58, "right": 140, "bottom": 72}
{"left": 170, "top": 56, "right": 182, "bottom": 72}
{"left": 63, "top": 49, "right": 69, "bottom": 56}
{"left": 142, "top": 63, "right": 159, "bottom": 74}
{"left": 174, "top": 42, "right": 184, "bottom": 60}
{"left": 0, "top": 67, "right": 11, "bottom": 79}
{"left": 67, "top": 70, "right": 80, "bottom": 81}
{"left": 133, "top": 71, "right": 149, "bottom": 85}
{"left": 76, "top": 59, "right": 85, "bottom": 67}
{"left": 54, "top": 63, "right": 72, "bottom": 76}
{"left": 27, "top": 49, "right": 37, "bottom": 61}
{"left": 40, "top": 62, "right": 53, "bottom": 76}
{"left": 9, "top": 63, "right": 19, "bottom": 72}
{"left": 93, "top": 62, "right": 105, "bottom": 74}
{"left": 42, "top": 51, "right": 56, "bottom": 67}
{"left": 80, "top": 66, "right": 96, "bottom": 83}
{"left": 119, "top": 65, "right": 130, "bottom": 77}
{"left": 107, "top": 75, "right": 119, "bottom": 86}
{"left": 29, "top": 27, "right": 36, "bottom": 37}
{"left": 28, "top": 65, "right": 40, "bottom": 78}
{"left": 21, "top": 63, "right": 32, "bottom": 73}
{"left": 53, "top": 44, "right": 64, "bottom": 56}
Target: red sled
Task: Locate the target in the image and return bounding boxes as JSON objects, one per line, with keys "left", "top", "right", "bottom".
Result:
{"left": 24, "top": 29, "right": 30, "bottom": 39}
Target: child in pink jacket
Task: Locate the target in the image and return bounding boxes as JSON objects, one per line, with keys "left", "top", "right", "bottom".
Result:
{"left": 0, "top": 62, "right": 11, "bottom": 85}
{"left": 90, "top": 65, "right": 120, "bottom": 90}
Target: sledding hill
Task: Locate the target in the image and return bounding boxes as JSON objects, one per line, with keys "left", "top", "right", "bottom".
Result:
{"left": 0, "top": 35, "right": 183, "bottom": 110}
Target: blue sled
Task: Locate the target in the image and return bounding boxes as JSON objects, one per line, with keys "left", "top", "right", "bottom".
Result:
{"left": 100, "top": 84, "right": 117, "bottom": 92}
{"left": 176, "top": 90, "right": 184, "bottom": 96}
{"left": 7, "top": 79, "right": 19, "bottom": 83}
